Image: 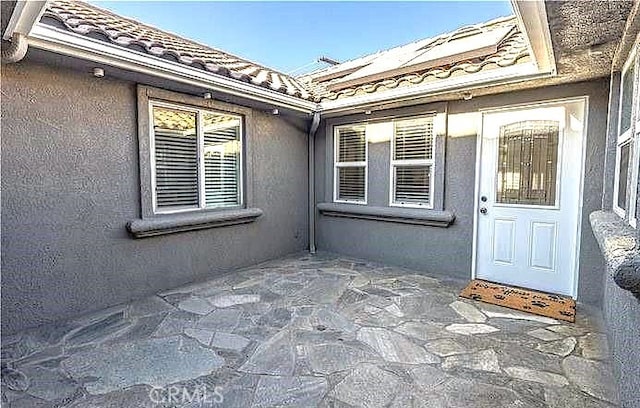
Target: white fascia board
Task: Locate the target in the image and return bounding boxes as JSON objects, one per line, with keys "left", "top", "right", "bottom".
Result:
{"left": 511, "top": 0, "right": 556, "bottom": 75}
{"left": 3, "top": 1, "right": 49, "bottom": 40}
{"left": 319, "top": 62, "right": 549, "bottom": 114}
{"left": 28, "top": 24, "right": 318, "bottom": 114}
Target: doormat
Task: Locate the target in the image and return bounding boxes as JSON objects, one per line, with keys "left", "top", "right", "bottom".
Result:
{"left": 459, "top": 279, "right": 576, "bottom": 322}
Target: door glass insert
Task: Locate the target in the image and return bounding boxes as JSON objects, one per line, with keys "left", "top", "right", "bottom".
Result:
{"left": 496, "top": 120, "right": 560, "bottom": 206}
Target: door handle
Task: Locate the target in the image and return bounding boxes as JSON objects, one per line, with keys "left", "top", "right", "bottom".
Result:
{"left": 480, "top": 207, "right": 488, "bottom": 215}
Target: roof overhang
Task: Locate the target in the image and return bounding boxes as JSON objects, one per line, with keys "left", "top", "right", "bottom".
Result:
{"left": 511, "top": 0, "right": 557, "bottom": 75}
{"left": 327, "top": 43, "right": 502, "bottom": 92}
{"left": 26, "top": 23, "right": 318, "bottom": 114}
{"left": 316, "top": 1, "right": 560, "bottom": 114}
{"left": 613, "top": 1, "right": 640, "bottom": 72}
{"left": 318, "top": 61, "right": 549, "bottom": 115}
{"left": 6, "top": 0, "right": 564, "bottom": 117}
{"left": 2, "top": 1, "right": 48, "bottom": 40}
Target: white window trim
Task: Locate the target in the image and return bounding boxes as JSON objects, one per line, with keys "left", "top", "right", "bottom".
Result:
{"left": 631, "top": 47, "right": 640, "bottom": 228}
{"left": 614, "top": 48, "right": 638, "bottom": 221}
{"left": 389, "top": 117, "right": 435, "bottom": 209}
{"left": 612, "top": 48, "right": 638, "bottom": 220}
{"left": 613, "top": 139, "right": 633, "bottom": 219}
{"left": 333, "top": 124, "right": 368, "bottom": 205}
{"left": 149, "top": 100, "right": 244, "bottom": 215}
{"left": 630, "top": 134, "right": 639, "bottom": 228}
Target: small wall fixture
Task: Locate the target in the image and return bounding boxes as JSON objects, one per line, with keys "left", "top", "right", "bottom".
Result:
{"left": 364, "top": 110, "right": 372, "bottom": 115}
{"left": 203, "top": 92, "right": 213, "bottom": 99}
{"left": 588, "top": 48, "right": 604, "bottom": 57}
{"left": 462, "top": 92, "right": 473, "bottom": 101}
{"left": 92, "top": 67, "right": 104, "bottom": 78}
{"left": 271, "top": 108, "right": 279, "bottom": 115}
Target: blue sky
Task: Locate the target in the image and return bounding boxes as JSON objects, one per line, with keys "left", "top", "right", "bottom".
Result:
{"left": 93, "top": 1, "right": 513, "bottom": 74}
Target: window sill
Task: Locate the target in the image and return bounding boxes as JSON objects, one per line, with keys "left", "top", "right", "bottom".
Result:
{"left": 317, "top": 202, "right": 455, "bottom": 227}
{"left": 127, "top": 208, "right": 263, "bottom": 238}
{"left": 590, "top": 210, "right": 640, "bottom": 295}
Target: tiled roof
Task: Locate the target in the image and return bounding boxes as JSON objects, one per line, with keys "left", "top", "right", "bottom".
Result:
{"left": 299, "top": 16, "right": 530, "bottom": 101}
{"left": 40, "top": 0, "right": 312, "bottom": 100}
{"left": 38, "top": 2, "right": 531, "bottom": 104}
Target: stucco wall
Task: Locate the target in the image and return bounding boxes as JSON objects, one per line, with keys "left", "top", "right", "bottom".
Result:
{"left": 596, "top": 64, "right": 640, "bottom": 407}
{"left": 601, "top": 251, "right": 640, "bottom": 408}
{"left": 1, "top": 60, "right": 309, "bottom": 334}
{"left": 315, "top": 79, "right": 609, "bottom": 306}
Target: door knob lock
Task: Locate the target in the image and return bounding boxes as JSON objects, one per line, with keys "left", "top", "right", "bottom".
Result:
{"left": 480, "top": 207, "right": 488, "bottom": 215}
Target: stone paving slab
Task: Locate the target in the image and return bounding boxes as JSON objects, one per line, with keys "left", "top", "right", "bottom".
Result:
{"left": 0, "top": 252, "right": 619, "bottom": 407}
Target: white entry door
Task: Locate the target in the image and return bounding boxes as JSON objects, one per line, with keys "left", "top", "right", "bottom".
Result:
{"left": 475, "top": 100, "right": 586, "bottom": 297}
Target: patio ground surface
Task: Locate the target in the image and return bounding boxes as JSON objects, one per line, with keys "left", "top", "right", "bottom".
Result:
{"left": 1, "top": 252, "right": 618, "bottom": 407}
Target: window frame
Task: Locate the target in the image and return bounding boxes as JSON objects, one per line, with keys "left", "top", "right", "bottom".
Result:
{"left": 333, "top": 124, "right": 368, "bottom": 205}
{"left": 136, "top": 85, "right": 254, "bottom": 220}
{"left": 389, "top": 115, "right": 436, "bottom": 209}
{"left": 149, "top": 100, "right": 244, "bottom": 215}
{"left": 630, "top": 132, "right": 639, "bottom": 228}
{"left": 631, "top": 56, "right": 640, "bottom": 228}
{"left": 614, "top": 48, "right": 639, "bottom": 223}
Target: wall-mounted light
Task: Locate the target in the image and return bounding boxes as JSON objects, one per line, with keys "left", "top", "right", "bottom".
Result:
{"left": 364, "top": 110, "right": 372, "bottom": 115}
{"left": 272, "top": 108, "right": 279, "bottom": 115}
{"left": 92, "top": 67, "right": 104, "bottom": 78}
{"left": 462, "top": 92, "right": 473, "bottom": 101}
{"left": 203, "top": 92, "right": 213, "bottom": 99}
{"left": 588, "top": 48, "right": 604, "bottom": 57}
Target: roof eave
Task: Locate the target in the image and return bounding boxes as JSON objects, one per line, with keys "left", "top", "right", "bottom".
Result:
{"left": 3, "top": 0, "right": 49, "bottom": 40}
{"left": 511, "top": 0, "right": 557, "bottom": 75}
{"left": 327, "top": 44, "right": 499, "bottom": 93}
{"left": 613, "top": 1, "right": 640, "bottom": 72}
{"left": 26, "top": 23, "right": 319, "bottom": 114}
{"left": 318, "top": 62, "right": 551, "bottom": 116}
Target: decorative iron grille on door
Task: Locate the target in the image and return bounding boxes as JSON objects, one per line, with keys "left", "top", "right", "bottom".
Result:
{"left": 496, "top": 120, "right": 560, "bottom": 206}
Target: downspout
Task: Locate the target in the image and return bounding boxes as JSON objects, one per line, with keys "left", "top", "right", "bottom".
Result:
{"left": 308, "top": 112, "right": 321, "bottom": 254}
{"left": 1, "top": 33, "right": 28, "bottom": 63}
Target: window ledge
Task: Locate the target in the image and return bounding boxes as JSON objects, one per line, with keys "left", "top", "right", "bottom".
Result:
{"left": 590, "top": 210, "right": 640, "bottom": 295}
{"left": 318, "top": 202, "right": 455, "bottom": 227}
{"left": 127, "top": 208, "right": 263, "bottom": 238}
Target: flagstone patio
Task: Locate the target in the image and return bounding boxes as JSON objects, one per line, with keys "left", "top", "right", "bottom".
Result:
{"left": 1, "top": 252, "right": 618, "bottom": 407}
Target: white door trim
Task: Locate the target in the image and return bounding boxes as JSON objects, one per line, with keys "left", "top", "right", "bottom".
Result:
{"left": 471, "top": 96, "right": 589, "bottom": 299}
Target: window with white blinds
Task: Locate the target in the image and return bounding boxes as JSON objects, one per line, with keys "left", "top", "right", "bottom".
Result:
{"left": 391, "top": 117, "right": 434, "bottom": 207}
{"left": 151, "top": 103, "right": 242, "bottom": 213}
{"left": 334, "top": 125, "right": 367, "bottom": 203}
{"left": 614, "top": 47, "right": 640, "bottom": 228}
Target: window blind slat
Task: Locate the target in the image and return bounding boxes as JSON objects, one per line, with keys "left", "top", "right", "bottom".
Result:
{"left": 394, "top": 166, "right": 431, "bottom": 204}
{"left": 337, "top": 167, "right": 365, "bottom": 201}
{"left": 338, "top": 126, "right": 366, "bottom": 163}
{"left": 203, "top": 114, "right": 241, "bottom": 207}
{"left": 152, "top": 106, "right": 243, "bottom": 211}
{"left": 336, "top": 125, "right": 367, "bottom": 202}
{"left": 394, "top": 119, "right": 433, "bottom": 161}
{"left": 153, "top": 107, "right": 199, "bottom": 209}
{"left": 393, "top": 117, "right": 434, "bottom": 206}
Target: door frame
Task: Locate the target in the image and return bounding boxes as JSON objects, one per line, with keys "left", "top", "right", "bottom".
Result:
{"left": 471, "top": 96, "right": 590, "bottom": 299}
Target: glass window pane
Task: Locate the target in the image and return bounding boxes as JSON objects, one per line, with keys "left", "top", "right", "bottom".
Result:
{"left": 337, "top": 166, "right": 365, "bottom": 201}
{"left": 496, "top": 121, "right": 559, "bottom": 206}
{"left": 617, "top": 141, "right": 631, "bottom": 211}
{"left": 394, "top": 118, "right": 433, "bottom": 161}
{"left": 620, "top": 60, "right": 635, "bottom": 134}
{"left": 394, "top": 165, "right": 431, "bottom": 205}
{"left": 337, "top": 126, "right": 366, "bottom": 163}
{"left": 203, "top": 112, "right": 242, "bottom": 208}
{"left": 152, "top": 106, "right": 199, "bottom": 209}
